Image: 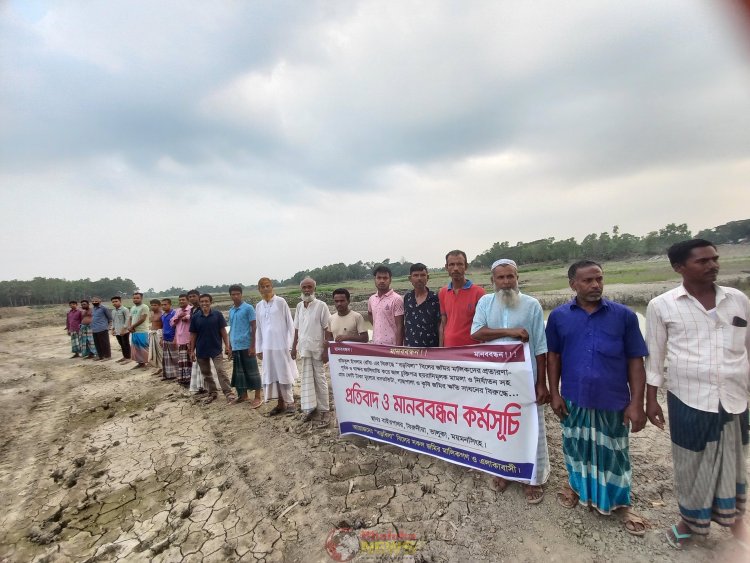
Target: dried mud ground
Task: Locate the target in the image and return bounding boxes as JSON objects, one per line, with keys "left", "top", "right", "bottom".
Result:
{"left": 0, "top": 308, "right": 748, "bottom": 563}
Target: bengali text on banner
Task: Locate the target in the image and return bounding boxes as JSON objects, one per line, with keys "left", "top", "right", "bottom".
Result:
{"left": 328, "top": 342, "right": 539, "bottom": 482}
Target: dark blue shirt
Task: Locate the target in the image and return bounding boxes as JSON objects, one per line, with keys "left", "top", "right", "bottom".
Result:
{"left": 403, "top": 289, "right": 441, "bottom": 347}
{"left": 91, "top": 305, "right": 112, "bottom": 332}
{"left": 189, "top": 309, "right": 227, "bottom": 359}
{"left": 545, "top": 298, "right": 648, "bottom": 411}
{"left": 161, "top": 310, "right": 176, "bottom": 342}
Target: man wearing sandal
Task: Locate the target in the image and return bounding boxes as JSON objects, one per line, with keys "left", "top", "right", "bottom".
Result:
{"left": 546, "top": 260, "right": 648, "bottom": 536}
{"left": 189, "top": 293, "right": 235, "bottom": 405}
{"left": 228, "top": 285, "right": 262, "bottom": 408}
{"left": 646, "top": 239, "right": 750, "bottom": 550}
{"left": 470, "top": 258, "right": 551, "bottom": 504}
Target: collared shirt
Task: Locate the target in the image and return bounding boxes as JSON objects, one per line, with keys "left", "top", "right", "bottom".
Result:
{"left": 229, "top": 301, "right": 256, "bottom": 350}
{"left": 546, "top": 298, "right": 648, "bottom": 411}
{"left": 403, "top": 289, "right": 441, "bottom": 347}
{"left": 329, "top": 310, "right": 367, "bottom": 341}
{"left": 646, "top": 284, "right": 750, "bottom": 414}
{"left": 161, "top": 310, "right": 176, "bottom": 342}
{"left": 439, "top": 280, "right": 486, "bottom": 347}
{"left": 111, "top": 306, "right": 131, "bottom": 335}
{"left": 470, "top": 292, "right": 547, "bottom": 379}
{"left": 368, "top": 290, "right": 404, "bottom": 345}
{"left": 170, "top": 305, "right": 193, "bottom": 346}
{"left": 189, "top": 308, "right": 227, "bottom": 359}
{"left": 66, "top": 309, "right": 82, "bottom": 332}
{"left": 130, "top": 304, "right": 150, "bottom": 333}
{"left": 294, "top": 299, "right": 331, "bottom": 358}
{"left": 90, "top": 305, "right": 113, "bottom": 332}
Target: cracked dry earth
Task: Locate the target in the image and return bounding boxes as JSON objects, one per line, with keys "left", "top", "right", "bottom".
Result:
{"left": 1, "top": 316, "right": 748, "bottom": 562}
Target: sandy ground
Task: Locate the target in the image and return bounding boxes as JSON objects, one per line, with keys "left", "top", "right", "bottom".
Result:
{"left": 0, "top": 307, "right": 748, "bottom": 563}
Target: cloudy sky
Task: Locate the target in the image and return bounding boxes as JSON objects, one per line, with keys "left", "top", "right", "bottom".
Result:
{"left": 2, "top": 1, "right": 749, "bottom": 291}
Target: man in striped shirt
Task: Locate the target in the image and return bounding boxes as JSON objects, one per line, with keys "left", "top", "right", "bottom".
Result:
{"left": 646, "top": 239, "right": 750, "bottom": 549}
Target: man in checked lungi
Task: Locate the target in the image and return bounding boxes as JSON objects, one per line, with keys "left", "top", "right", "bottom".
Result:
{"left": 160, "top": 298, "right": 178, "bottom": 380}
{"left": 65, "top": 300, "right": 83, "bottom": 358}
{"left": 646, "top": 239, "right": 750, "bottom": 549}
{"left": 546, "top": 260, "right": 648, "bottom": 536}
{"left": 170, "top": 294, "right": 193, "bottom": 386}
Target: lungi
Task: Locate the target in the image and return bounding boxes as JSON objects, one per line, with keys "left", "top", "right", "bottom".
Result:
{"left": 177, "top": 344, "right": 192, "bottom": 385}
{"left": 231, "top": 350, "right": 262, "bottom": 396}
{"left": 148, "top": 329, "right": 163, "bottom": 368}
{"left": 79, "top": 324, "right": 97, "bottom": 358}
{"left": 161, "top": 339, "right": 178, "bottom": 380}
{"left": 130, "top": 332, "right": 149, "bottom": 364}
{"left": 668, "top": 392, "right": 748, "bottom": 535}
{"left": 70, "top": 332, "right": 81, "bottom": 355}
{"left": 562, "top": 399, "right": 631, "bottom": 514}
{"left": 299, "top": 356, "right": 329, "bottom": 413}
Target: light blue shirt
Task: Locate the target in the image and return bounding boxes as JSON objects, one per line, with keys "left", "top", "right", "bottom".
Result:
{"left": 229, "top": 301, "right": 256, "bottom": 350}
{"left": 471, "top": 292, "right": 547, "bottom": 379}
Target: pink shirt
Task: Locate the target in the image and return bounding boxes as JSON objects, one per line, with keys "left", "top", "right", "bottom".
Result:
{"left": 170, "top": 305, "right": 193, "bottom": 345}
{"left": 368, "top": 290, "right": 404, "bottom": 345}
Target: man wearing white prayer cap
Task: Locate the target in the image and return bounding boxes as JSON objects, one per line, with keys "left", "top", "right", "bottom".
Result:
{"left": 470, "top": 258, "right": 551, "bottom": 504}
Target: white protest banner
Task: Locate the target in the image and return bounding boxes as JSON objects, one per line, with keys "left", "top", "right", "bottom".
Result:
{"left": 329, "top": 342, "right": 539, "bottom": 482}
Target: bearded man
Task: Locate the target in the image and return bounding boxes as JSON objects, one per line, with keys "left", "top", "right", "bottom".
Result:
{"left": 292, "top": 277, "right": 331, "bottom": 424}
{"left": 470, "top": 258, "right": 551, "bottom": 504}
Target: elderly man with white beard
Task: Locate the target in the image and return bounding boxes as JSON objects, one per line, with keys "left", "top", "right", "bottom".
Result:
{"left": 292, "top": 277, "right": 331, "bottom": 425}
{"left": 470, "top": 258, "right": 552, "bottom": 505}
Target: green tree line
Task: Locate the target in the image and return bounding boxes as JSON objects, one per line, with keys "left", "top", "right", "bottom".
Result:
{"left": 0, "top": 277, "right": 138, "bottom": 307}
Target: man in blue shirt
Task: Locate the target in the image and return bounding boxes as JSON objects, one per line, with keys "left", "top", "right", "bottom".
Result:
{"left": 160, "top": 298, "right": 178, "bottom": 381}
{"left": 90, "top": 296, "right": 113, "bottom": 361}
{"left": 228, "top": 284, "right": 262, "bottom": 408}
{"left": 189, "top": 293, "right": 234, "bottom": 404}
{"left": 546, "top": 260, "right": 648, "bottom": 536}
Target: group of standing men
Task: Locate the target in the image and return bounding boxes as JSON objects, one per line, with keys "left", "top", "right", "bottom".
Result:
{"left": 365, "top": 243, "right": 748, "bottom": 547}
{"left": 64, "top": 239, "right": 748, "bottom": 549}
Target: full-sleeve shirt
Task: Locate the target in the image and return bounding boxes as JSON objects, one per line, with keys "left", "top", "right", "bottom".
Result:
{"left": 294, "top": 299, "right": 330, "bottom": 359}
{"left": 645, "top": 284, "right": 750, "bottom": 414}
{"left": 170, "top": 305, "right": 193, "bottom": 346}
{"left": 91, "top": 306, "right": 113, "bottom": 332}
{"left": 66, "top": 309, "right": 82, "bottom": 332}
{"left": 111, "top": 307, "right": 131, "bottom": 335}
{"left": 161, "top": 310, "right": 176, "bottom": 342}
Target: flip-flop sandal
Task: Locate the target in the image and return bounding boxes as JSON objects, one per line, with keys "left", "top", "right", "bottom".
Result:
{"left": 493, "top": 476, "right": 510, "bottom": 493}
{"left": 268, "top": 405, "right": 284, "bottom": 416}
{"left": 622, "top": 510, "right": 647, "bottom": 537}
{"left": 556, "top": 485, "right": 579, "bottom": 509}
{"left": 523, "top": 485, "right": 545, "bottom": 505}
{"left": 249, "top": 399, "right": 263, "bottom": 409}
{"left": 666, "top": 524, "right": 691, "bottom": 549}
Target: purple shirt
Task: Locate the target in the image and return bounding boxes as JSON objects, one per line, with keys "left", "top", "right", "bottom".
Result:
{"left": 67, "top": 308, "right": 82, "bottom": 332}
{"left": 545, "top": 298, "right": 648, "bottom": 411}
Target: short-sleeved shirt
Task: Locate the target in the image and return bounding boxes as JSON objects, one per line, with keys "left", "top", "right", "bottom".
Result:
{"left": 403, "top": 289, "right": 441, "bottom": 347}
{"left": 546, "top": 298, "right": 648, "bottom": 411}
{"left": 130, "top": 304, "right": 150, "bottom": 333}
{"left": 189, "top": 308, "right": 227, "bottom": 358}
{"left": 368, "top": 290, "right": 404, "bottom": 345}
{"left": 329, "top": 310, "right": 367, "bottom": 341}
{"left": 439, "top": 280, "right": 486, "bottom": 347}
{"left": 229, "top": 301, "right": 256, "bottom": 350}
{"left": 471, "top": 292, "right": 547, "bottom": 379}
{"left": 91, "top": 305, "right": 112, "bottom": 332}
{"left": 111, "top": 306, "right": 130, "bottom": 335}
{"left": 161, "top": 310, "right": 176, "bottom": 342}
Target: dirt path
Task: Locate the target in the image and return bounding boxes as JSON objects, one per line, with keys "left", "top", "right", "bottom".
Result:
{"left": 0, "top": 317, "right": 747, "bottom": 562}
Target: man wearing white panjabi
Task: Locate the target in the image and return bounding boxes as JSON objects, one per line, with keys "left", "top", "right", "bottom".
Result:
{"left": 256, "top": 277, "right": 298, "bottom": 415}
{"left": 292, "top": 277, "right": 331, "bottom": 426}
